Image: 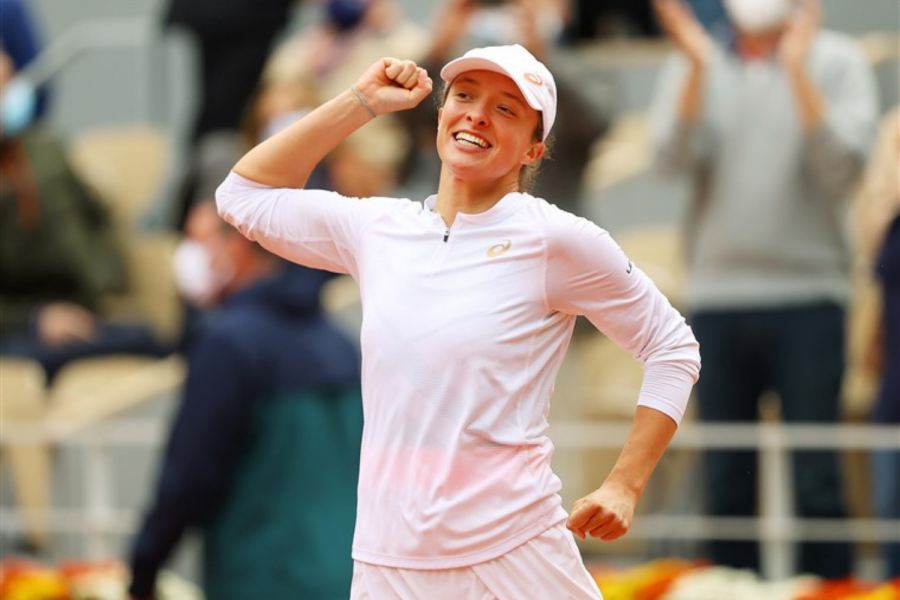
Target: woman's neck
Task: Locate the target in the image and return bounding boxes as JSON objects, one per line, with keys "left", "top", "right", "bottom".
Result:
{"left": 435, "top": 167, "right": 519, "bottom": 228}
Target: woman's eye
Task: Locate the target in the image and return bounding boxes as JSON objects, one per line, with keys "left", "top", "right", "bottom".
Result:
{"left": 498, "top": 105, "right": 514, "bottom": 115}
{"left": 456, "top": 92, "right": 470, "bottom": 100}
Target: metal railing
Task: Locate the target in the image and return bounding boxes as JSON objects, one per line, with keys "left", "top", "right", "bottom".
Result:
{"left": 1, "top": 420, "right": 897, "bottom": 580}
{"left": 553, "top": 421, "right": 900, "bottom": 580}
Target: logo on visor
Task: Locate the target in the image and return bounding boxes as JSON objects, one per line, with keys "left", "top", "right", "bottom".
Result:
{"left": 523, "top": 73, "right": 543, "bottom": 86}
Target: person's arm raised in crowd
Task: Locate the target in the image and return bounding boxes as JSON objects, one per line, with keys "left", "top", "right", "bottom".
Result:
{"left": 855, "top": 108, "right": 900, "bottom": 262}
{"left": 780, "top": 0, "right": 878, "bottom": 195}
{"left": 780, "top": 0, "right": 824, "bottom": 133}
{"left": 654, "top": 0, "right": 711, "bottom": 125}
{"left": 650, "top": 0, "right": 715, "bottom": 176}
{"left": 233, "top": 58, "right": 433, "bottom": 189}
{"left": 425, "top": 0, "right": 478, "bottom": 66}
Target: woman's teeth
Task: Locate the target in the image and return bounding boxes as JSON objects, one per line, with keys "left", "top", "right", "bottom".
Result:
{"left": 455, "top": 132, "right": 489, "bottom": 148}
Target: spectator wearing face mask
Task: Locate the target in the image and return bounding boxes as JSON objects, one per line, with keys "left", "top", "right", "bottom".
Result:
{"left": 171, "top": 76, "right": 348, "bottom": 353}
{"left": 0, "top": 49, "right": 167, "bottom": 384}
{"left": 650, "top": 0, "right": 878, "bottom": 578}
{"left": 0, "top": 0, "right": 49, "bottom": 127}
{"left": 129, "top": 202, "right": 362, "bottom": 600}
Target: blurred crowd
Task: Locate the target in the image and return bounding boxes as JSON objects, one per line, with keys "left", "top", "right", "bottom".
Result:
{"left": 0, "top": 0, "right": 897, "bottom": 597}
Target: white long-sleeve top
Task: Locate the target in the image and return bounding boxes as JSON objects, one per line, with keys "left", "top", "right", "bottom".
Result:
{"left": 217, "top": 172, "right": 701, "bottom": 569}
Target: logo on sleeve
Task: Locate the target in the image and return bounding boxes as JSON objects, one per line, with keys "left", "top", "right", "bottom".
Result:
{"left": 487, "top": 240, "right": 512, "bottom": 257}
{"left": 626, "top": 260, "right": 634, "bottom": 274}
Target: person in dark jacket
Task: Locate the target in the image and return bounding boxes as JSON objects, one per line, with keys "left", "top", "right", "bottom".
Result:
{"left": 163, "top": 0, "right": 299, "bottom": 229}
{"left": 128, "top": 202, "right": 362, "bottom": 600}
{"left": 0, "top": 55, "right": 166, "bottom": 382}
{"left": 163, "top": 0, "right": 297, "bottom": 142}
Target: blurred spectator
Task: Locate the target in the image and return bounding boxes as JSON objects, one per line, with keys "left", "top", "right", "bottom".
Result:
{"left": 241, "top": 72, "right": 318, "bottom": 148}
{"left": 173, "top": 76, "right": 333, "bottom": 351}
{"left": 405, "top": 0, "right": 608, "bottom": 214}
{"left": 0, "top": 50, "right": 166, "bottom": 383}
{"left": 240, "top": 70, "right": 339, "bottom": 191}
{"left": 264, "top": 0, "right": 426, "bottom": 93}
{"left": 128, "top": 202, "right": 362, "bottom": 600}
{"left": 262, "top": 0, "right": 425, "bottom": 198}
{"left": 164, "top": 0, "right": 297, "bottom": 142}
{"left": 565, "top": 0, "right": 659, "bottom": 40}
{"left": 163, "top": 0, "right": 299, "bottom": 228}
{"left": 0, "top": 0, "right": 50, "bottom": 120}
{"left": 650, "top": 0, "right": 878, "bottom": 578}
{"left": 565, "top": 0, "right": 728, "bottom": 43}
{"left": 855, "top": 106, "right": 900, "bottom": 579}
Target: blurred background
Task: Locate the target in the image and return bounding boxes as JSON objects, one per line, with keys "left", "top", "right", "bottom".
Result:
{"left": 0, "top": 0, "right": 898, "bottom": 598}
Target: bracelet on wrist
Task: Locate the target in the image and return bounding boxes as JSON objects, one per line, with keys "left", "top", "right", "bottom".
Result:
{"left": 351, "top": 86, "right": 377, "bottom": 120}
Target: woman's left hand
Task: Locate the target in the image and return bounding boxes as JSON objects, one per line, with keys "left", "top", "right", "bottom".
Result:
{"left": 566, "top": 482, "right": 637, "bottom": 541}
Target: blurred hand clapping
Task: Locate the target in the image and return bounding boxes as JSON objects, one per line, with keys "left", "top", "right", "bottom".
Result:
{"left": 653, "top": 0, "right": 713, "bottom": 67}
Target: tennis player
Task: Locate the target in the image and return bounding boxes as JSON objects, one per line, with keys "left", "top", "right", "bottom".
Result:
{"left": 217, "top": 44, "right": 701, "bottom": 600}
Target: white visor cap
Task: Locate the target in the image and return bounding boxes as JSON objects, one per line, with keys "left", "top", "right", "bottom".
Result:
{"left": 440, "top": 44, "right": 557, "bottom": 141}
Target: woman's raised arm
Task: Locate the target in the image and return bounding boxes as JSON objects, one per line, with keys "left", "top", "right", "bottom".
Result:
{"left": 233, "top": 57, "right": 433, "bottom": 189}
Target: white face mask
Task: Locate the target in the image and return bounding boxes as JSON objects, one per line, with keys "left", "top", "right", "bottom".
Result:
{"left": 172, "top": 239, "right": 232, "bottom": 307}
{"left": 1, "top": 77, "right": 37, "bottom": 137}
{"left": 724, "top": 0, "right": 793, "bottom": 33}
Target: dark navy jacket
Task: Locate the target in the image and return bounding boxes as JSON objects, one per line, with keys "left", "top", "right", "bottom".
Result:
{"left": 130, "top": 265, "right": 362, "bottom": 599}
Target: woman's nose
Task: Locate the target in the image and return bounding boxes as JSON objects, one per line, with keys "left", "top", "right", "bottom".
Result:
{"left": 466, "top": 104, "right": 490, "bottom": 127}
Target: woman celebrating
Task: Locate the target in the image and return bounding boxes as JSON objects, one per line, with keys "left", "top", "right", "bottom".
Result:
{"left": 217, "top": 45, "right": 700, "bottom": 600}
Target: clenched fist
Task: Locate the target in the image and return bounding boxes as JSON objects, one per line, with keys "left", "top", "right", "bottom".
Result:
{"left": 566, "top": 482, "right": 637, "bottom": 542}
{"left": 352, "top": 57, "right": 434, "bottom": 117}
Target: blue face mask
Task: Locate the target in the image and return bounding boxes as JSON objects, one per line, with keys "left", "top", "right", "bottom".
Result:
{"left": 1, "top": 78, "right": 37, "bottom": 138}
{"left": 326, "top": 0, "right": 368, "bottom": 32}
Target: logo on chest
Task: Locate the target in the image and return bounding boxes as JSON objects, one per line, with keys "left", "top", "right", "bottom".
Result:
{"left": 486, "top": 239, "right": 512, "bottom": 258}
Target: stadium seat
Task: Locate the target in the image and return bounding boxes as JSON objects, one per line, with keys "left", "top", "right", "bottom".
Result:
{"left": 0, "top": 358, "right": 51, "bottom": 549}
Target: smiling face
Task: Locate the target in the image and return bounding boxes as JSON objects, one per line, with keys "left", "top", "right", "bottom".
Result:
{"left": 437, "top": 70, "right": 544, "bottom": 192}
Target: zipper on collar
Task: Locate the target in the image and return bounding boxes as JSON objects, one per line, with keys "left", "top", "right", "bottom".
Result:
{"left": 443, "top": 227, "right": 451, "bottom": 243}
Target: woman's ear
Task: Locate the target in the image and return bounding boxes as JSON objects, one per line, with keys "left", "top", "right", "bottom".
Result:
{"left": 523, "top": 141, "right": 546, "bottom": 165}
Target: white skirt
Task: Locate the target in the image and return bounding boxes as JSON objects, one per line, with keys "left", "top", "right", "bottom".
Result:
{"left": 350, "top": 522, "right": 604, "bottom": 600}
